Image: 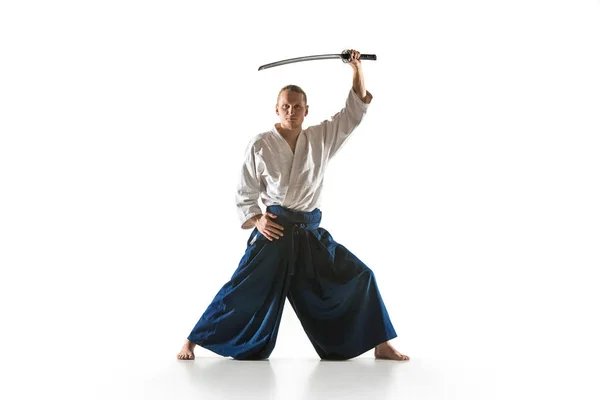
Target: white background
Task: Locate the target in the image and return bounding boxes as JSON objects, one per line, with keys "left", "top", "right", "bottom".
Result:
{"left": 1, "top": 1, "right": 599, "bottom": 399}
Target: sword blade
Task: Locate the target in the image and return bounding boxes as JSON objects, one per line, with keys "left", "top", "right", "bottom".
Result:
{"left": 258, "top": 54, "right": 343, "bottom": 71}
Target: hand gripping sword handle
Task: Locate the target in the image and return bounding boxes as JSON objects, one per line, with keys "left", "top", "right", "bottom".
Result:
{"left": 341, "top": 50, "right": 377, "bottom": 63}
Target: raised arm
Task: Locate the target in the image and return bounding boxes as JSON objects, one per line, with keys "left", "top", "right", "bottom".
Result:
{"left": 348, "top": 49, "right": 371, "bottom": 104}
{"left": 310, "top": 49, "right": 373, "bottom": 159}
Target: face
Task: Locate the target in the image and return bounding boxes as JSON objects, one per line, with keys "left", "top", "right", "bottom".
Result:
{"left": 276, "top": 90, "right": 308, "bottom": 130}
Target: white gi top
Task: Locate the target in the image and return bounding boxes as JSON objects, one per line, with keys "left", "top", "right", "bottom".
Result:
{"left": 235, "top": 88, "right": 373, "bottom": 229}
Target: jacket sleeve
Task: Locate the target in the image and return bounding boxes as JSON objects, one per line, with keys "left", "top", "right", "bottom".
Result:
{"left": 235, "top": 142, "right": 263, "bottom": 229}
{"left": 318, "top": 88, "right": 373, "bottom": 159}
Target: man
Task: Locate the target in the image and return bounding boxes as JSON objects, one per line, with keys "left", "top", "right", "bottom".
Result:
{"left": 177, "top": 49, "right": 409, "bottom": 361}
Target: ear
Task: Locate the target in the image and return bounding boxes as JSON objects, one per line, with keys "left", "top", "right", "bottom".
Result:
{"left": 305, "top": 105, "right": 309, "bottom": 116}
{"left": 275, "top": 104, "right": 279, "bottom": 115}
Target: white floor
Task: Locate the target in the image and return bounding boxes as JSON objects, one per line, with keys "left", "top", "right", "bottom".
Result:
{"left": 11, "top": 355, "right": 496, "bottom": 400}
{"left": 7, "top": 356, "right": 600, "bottom": 400}
{"left": 112, "top": 356, "right": 495, "bottom": 400}
{"left": 5, "top": 334, "right": 599, "bottom": 400}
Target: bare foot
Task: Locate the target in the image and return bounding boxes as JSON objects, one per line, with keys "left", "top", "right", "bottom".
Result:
{"left": 374, "top": 341, "right": 410, "bottom": 361}
{"left": 177, "top": 339, "right": 196, "bottom": 360}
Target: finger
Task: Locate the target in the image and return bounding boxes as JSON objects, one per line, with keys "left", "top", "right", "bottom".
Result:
{"left": 267, "top": 223, "right": 285, "bottom": 233}
{"left": 265, "top": 221, "right": 283, "bottom": 229}
{"left": 262, "top": 231, "right": 274, "bottom": 241}
{"left": 268, "top": 221, "right": 285, "bottom": 230}
{"left": 266, "top": 228, "right": 283, "bottom": 238}
{"left": 266, "top": 212, "right": 278, "bottom": 218}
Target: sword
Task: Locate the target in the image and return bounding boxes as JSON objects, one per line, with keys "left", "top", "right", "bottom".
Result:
{"left": 258, "top": 50, "right": 377, "bottom": 71}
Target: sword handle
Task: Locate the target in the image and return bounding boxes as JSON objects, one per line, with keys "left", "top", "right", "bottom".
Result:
{"left": 341, "top": 50, "right": 377, "bottom": 63}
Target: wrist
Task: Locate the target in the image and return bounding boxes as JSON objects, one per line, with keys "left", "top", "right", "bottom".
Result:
{"left": 251, "top": 214, "right": 262, "bottom": 226}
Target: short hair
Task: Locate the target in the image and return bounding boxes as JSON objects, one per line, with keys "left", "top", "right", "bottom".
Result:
{"left": 277, "top": 85, "right": 307, "bottom": 105}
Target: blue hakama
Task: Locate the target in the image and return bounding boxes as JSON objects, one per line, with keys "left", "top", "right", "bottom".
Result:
{"left": 187, "top": 205, "right": 397, "bottom": 360}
